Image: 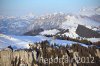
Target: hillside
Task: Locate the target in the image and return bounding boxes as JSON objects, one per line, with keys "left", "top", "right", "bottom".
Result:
{"left": 76, "top": 25, "right": 100, "bottom": 38}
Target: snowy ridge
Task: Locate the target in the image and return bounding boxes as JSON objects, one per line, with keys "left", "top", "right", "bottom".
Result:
{"left": 0, "top": 12, "right": 100, "bottom": 35}
{"left": 80, "top": 7, "right": 100, "bottom": 17}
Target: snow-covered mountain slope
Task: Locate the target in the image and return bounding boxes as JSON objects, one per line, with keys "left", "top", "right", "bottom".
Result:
{"left": 0, "top": 12, "right": 100, "bottom": 35}
{"left": 0, "top": 13, "right": 66, "bottom": 35}
{"left": 60, "top": 15, "right": 100, "bottom": 30}
{"left": 40, "top": 29, "right": 60, "bottom": 35}
{"left": 58, "top": 15, "right": 100, "bottom": 39}
{"left": 0, "top": 34, "right": 89, "bottom": 49}
{"left": 0, "top": 17, "right": 32, "bottom": 35}
{"left": 79, "top": 7, "right": 100, "bottom": 24}
{"left": 0, "top": 34, "right": 47, "bottom": 49}
{"left": 0, "top": 11, "right": 100, "bottom": 46}
{"left": 79, "top": 7, "right": 100, "bottom": 17}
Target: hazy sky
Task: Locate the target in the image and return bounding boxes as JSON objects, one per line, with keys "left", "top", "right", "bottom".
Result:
{"left": 0, "top": 0, "right": 100, "bottom": 16}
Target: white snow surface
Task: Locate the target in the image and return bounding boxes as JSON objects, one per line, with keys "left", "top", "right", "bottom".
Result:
{"left": 64, "top": 32, "right": 79, "bottom": 38}
{"left": 0, "top": 34, "right": 47, "bottom": 49}
{"left": 80, "top": 7, "right": 100, "bottom": 17}
{"left": 0, "top": 34, "right": 89, "bottom": 49}
{"left": 61, "top": 15, "right": 100, "bottom": 30}
{"left": 87, "top": 38, "right": 100, "bottom": 42}
{"left": 40, "top": 29, "right": 60, "bottom": 35}
{"left": 60, "top": 15, "right": 100, "bottom": 39}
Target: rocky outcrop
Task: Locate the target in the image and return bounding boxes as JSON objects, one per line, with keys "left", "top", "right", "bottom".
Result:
{"left": 76, "top": 25, "right": 100, "bottom": 38}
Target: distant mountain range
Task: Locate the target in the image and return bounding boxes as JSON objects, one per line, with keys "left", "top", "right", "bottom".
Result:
{"left": 0, "top": 12, "right": 100, "bottom": 35}
{"left": 0, "top": 7, "right": 100, "bottom": 50}
{"left": 0, "top": 7, "right": 100, "bottom": 66}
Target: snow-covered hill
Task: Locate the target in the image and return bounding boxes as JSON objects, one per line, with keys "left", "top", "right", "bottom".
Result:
{"left": 0, "top": 34, "right": 46, "bottom": 49}
{"left": 0, "top": 34, "right": 89, "bottom": 50}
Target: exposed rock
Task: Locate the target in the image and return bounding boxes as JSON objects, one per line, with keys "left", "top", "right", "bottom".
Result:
{"left": 76, "top": 25, "right": 100, "bottom": 38}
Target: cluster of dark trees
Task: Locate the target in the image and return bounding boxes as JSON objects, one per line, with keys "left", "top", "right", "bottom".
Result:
{"left": 29, "top": 40, "right": 100, "bottom": 66}
{"left": 71, "top": 44, "right": 100, "bottom": 66}
{"left": 5, "top": 40, "right": 100, "bottom": 66}
{"left": 44, "top": 34, "right": 92, "bottom": 46}
{"left": 55, "top": 34, "right": 92, "bottom": 45}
